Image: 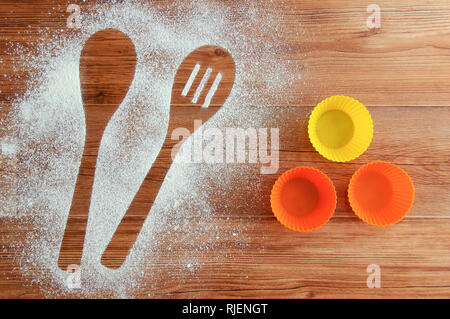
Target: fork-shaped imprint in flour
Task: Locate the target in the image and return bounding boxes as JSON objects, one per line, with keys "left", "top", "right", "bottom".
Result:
{"left": 101, "top": 45, "right": 235, "bottom": 269}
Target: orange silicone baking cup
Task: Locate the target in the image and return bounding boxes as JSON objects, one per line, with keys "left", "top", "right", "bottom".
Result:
{"left": 348, "top": 161, "right": 415, "bottom": 226}
{"left": 271, "top": 167, "right": 337, "bottom": 232}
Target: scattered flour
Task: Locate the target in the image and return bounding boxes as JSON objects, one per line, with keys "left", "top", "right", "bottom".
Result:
{"left": 1, "top": 139, "right": 17, "bottom": 157}
{"left": 0, "top": 0, "right": 302, "bottom": 297}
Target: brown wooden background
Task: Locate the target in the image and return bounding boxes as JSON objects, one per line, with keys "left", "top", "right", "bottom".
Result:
{"left": 0, "top": 0, "right": 449, "bottom": 298}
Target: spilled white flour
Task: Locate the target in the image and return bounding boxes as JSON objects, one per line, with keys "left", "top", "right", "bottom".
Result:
{"left": 0, "top": 0, "right": 302, "bottom": 297}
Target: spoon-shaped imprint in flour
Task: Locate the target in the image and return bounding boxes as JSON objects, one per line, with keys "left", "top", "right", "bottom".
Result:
{"left": 58, "top": 29, "right": 136, "bottom": 270}
{"left": 101, "top": 45, "right": 235, "bottom": 269}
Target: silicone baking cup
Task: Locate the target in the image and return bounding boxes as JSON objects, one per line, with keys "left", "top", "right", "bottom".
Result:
{"left": 308, "top": 96, "right": 373, "bottom": 162}
{"left": 271, "top": 167, "right": 337, "bottom": 232}
{"left": 348, "top": 161, "right": 415, "bottom": 226}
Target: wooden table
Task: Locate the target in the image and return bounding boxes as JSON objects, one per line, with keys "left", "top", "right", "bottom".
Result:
{"left": 0, "top": 0, "right": 449, "bottom": 298}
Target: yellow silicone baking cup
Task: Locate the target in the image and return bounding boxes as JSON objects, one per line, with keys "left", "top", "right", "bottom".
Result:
{"left": 308, "top": 96, "right": 373, "bottom": 162}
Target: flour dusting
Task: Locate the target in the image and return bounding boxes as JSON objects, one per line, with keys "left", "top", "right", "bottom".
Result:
{"left": 0, "top": 0, "right": 302, "bottom": 297}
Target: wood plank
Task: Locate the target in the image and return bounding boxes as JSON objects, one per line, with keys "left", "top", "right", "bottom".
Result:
{"left": 1, "top": 217, "right": 449, "bottom": 298}
{"left": 0, "top": 0, "right": 449, "bottom": 298}
{"left": 3, "top": 1, "right": 450, "bottom": 105}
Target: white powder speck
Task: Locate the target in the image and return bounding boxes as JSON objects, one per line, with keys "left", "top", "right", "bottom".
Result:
{"left": 1, "top": 139, "right": 18, "bottom": 156}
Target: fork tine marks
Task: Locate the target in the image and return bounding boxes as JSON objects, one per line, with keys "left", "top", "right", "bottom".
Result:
{"left": 181, "top": 63, "right": 200, "bottom": 97}
{"left": 202, "top": 72, "right": 222, "bottom": 108}
{"left": 181, "top": 63, "right": 223, "bottom": 107}
{"left": 192, "top": 67, "right": 212, "bottom": 103}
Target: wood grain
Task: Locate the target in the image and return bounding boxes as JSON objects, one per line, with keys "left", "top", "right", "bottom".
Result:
{"left": 58, "top": 29, "right": 137, "bottom": 270}
{"left": 0, "top": 0, "right": 449, "bottom": 298}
